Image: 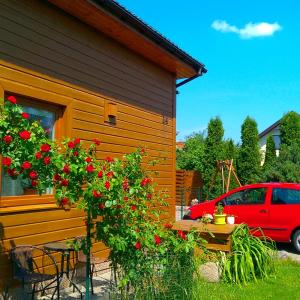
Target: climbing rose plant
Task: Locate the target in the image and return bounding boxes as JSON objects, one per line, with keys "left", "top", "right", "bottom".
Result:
{"left": 0, "top": 96, "right": 201, "bottom": 292}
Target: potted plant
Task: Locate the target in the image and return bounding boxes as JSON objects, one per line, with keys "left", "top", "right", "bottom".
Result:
{"left": 227, "top": 214, "right": 235, "bottom": 225}
{"left": 214, "top": 203, "right": 226, "bottom": 225}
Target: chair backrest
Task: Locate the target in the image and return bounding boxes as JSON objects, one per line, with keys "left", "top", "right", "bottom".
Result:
{"left": 11, "top": 245, "right": 59, "bottom": 279}
{"left": 11, "top": 246, "right": 34, "bottom": 278}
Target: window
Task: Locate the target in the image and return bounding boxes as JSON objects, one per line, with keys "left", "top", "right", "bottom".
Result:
{"left": 272, "top": 135, "right": 281, "bottom": 151}
{"left": 271, "top": 188, "right": 300, "bottom": 205}
{"left": 224, "top": 188, "right": 267, "bottom": 205}
{"left": 1, "top": 96, "right": 63, "bottom": 197}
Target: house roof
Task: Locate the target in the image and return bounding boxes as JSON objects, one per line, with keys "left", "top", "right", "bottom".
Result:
{"left": 259, "top": 119, "right": 281, "bottom": 139}
{"left": 259, "top": 112, "right": 300, "bottom": 138}
{"left": 49, "top": 0, "right": 206, "bottom": 79}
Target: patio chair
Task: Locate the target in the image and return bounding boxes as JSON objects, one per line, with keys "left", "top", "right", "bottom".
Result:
{"left": 72, "top": 237, "right": 110, "bottom": 294}
{"left": 10, "top": 245, "right": 60, "bottom": 300}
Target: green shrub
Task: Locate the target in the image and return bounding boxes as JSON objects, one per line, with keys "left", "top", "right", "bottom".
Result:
{"left": 221, "top": 224, "right": 276, "bottom": 284}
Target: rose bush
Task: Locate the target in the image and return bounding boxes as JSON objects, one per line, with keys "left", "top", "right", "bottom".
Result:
{"left": 0, "top": 96, "right": 204, "bottom": 295}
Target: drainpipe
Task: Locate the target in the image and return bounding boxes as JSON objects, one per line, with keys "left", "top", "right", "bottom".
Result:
{"left": 176, "top": 66, "right": 207, "bottom": 88}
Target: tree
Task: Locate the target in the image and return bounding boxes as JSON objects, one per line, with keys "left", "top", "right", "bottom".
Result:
{"left": 264, "top": 135, "right": 277, "bottom": 168}
{"left": 237, "top": 117, "right": 261, "bottom": 185}
{"left": 223, "top": 139, "right": 239, "bottom": 162}
{"left": 176, "top": 132, "right": 205, "bottom": 170}
{"left": 280, "top": 111, "right": 300, "bottom": 147}
{"left": 262, "top": 143, "right": 300, "bottom": 183}
{"left": 202, "top": 117, "right": 225, "bottom": 199}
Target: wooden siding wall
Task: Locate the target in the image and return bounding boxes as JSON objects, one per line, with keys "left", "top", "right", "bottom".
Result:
{"left": 176, "top": 170, "right": 203, "bottom": 206}
{"left": 0, "top": 0, "right": 176, "bottom": 288}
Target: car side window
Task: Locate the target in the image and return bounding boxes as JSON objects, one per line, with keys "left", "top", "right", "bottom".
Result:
{"left": 224, "top": 188, "right": 267, "bottom": 205}
{"left": 272, "top": 188, "right": 300, "bottom": 204}
{"left": 242, "top": 188, "right": 267, "bottom": 205}
{"left": 224, "top": 191, "right": 244, "bottom": 205}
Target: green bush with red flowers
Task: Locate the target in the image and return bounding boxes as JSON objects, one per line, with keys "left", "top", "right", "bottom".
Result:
{"left": 0, "top": 96, "right": 204, "bottom": 294}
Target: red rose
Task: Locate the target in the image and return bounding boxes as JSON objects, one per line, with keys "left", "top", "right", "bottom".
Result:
{"left": 21, "top": 112, "right": 30, "bottom": 119}
{"left": 131, "top": 205, "right": 137, "bottom": 211}
{"left": 74, "top": 138, "right": 81, "bottom": 145}
{"left": 68, "top": 141, "right": 74, "bottom": 149}
{"left": 98, "top": 203, "right": 105, "bottom": 210}
{"left": 93, "top": 190, "right": 102, "bottom": 198}
{"left": 106, "top": 171, "right": 114, "bottom": 178}
{"left": 141, "top": 178, "right": 151, "bottom": 187}
{"left": 135, "top": 241, "right": 141, "bottom": 250}
{"left": 53, "top": 174, "right": 61, "bottom": 181}
{"left": 35, "top": 152, "right": 42, "bottom": 159}
{"left": 21, "top": 161, "right": 31, "bottom": 169}
{"left": 104, "top": 181, "right": 110, "bottom": 190}
{"left": 178, "top": 230, "right": 187, "bottom": 240}
{"left": 86, "top": 164, "right": 94, "bottom": 173}
{"left": 61, "top": 179, "right": 69, "bottom": 186}
{"left": 124, "top": 196, "right": 128, "bottom": 201}
{"left": 63, "top": 165, "right": 70, "bottom": 174}
{"left": 141, "top": 148, "right": 145, "bottom": 154}
{"left": 147, "top": 194, "right": 152, "bottom": 199}
{"left": 93, "top": 138, "right": 101, "bottom": 146}
{"left": 73, "top": 151, "right": 79, "bottom": 156}
{"left": 44, "top": 156, "right": 51, "bottom": 165}
{"left": 3, "top": 135, "right": 12, "bottom": 144}
{"left": 61, "top": 197, "right": 69, "bottom": 206}
{"left": 164, "top": 223, "right": 173, "bottom": 229}
{"left": 7, "top": 95, "right": 17, "bottom": 104}
{"left": 2, "top": 157, "right": 12, "bottom": 167}
{"left": 85, "top": 157, "right": 92, "bottom": 163}
{"left": 29, "top": 171, "right": 38, "bottom": 179}
{"left": 154, "top": 235, "right": 161, "bottom": 245}
{"left": 7, "top": 168, "right": 16, "bottom": 177}
{"left": 41, "top": 143, "right": 51, "bottom": 152}
{"left": 122, "top": 180, "right": 129, "bottom": 191}
{"left": 19, "top": 130, "right": 31, "bottom": 140}
{"left": 105, "top": 156, "right": 114, "bottom": 163}
{"left": 97, "top": 171, "right": 103, "bottom": 178}
{"left": 31, "top": 180, "right": 38, "bottom": 187}
{"left": 102, "top": 166, "right": 107, "bottom": 171}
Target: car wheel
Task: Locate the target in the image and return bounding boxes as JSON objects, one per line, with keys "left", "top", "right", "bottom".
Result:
{"left": 182, "top": 214, "right": 192, "bottom": 220}
{"left": 292, "top": 230, "right": 300, "bottom": 253}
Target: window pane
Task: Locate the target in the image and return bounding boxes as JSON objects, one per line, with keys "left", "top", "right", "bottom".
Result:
{"left": 224, "top": 191, "right": 244, "bottom": 205}
{"left": 1, "top": 104, "right": 56, "bottom": 196}
{"left": 225, "top": 188, "right": 266, "bottom": 206}
{"left": 272, "top": 188, "right": 300, "bottom": 204}
{"left": 242, "top": 188, "right": 267, "bottom": 205}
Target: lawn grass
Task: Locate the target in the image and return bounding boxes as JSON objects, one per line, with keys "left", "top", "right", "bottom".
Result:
{"left": 192, "top": 259, "right": 300, "bottom": 300}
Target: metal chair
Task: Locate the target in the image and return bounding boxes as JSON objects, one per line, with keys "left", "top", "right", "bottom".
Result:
{"left": 71, "top": 237, "right": 110, "bottom": 294}
{"left": 10, "top": 245, "right": 60, "bottom": 299}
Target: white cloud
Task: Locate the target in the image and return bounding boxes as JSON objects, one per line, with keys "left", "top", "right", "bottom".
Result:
{"left": 211, "top": 20, "right": 282, "bottom": 39}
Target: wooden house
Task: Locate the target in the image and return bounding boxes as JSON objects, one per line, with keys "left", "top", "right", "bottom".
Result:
{"left": 0, "top": 0, "right": 206, "bottom": 289}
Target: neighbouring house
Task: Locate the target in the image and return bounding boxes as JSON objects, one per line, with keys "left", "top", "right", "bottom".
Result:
{"left": 259, "top": 112, "right": 299, "bottom": 164}
{"left": 259, "top": 119, "right": 281, "bottom": 164}
{"left": 176, "top": 141, "right": 185, "bottom": 150}
{"left": 0, "top": 0, "right": 206, "bottom": 289}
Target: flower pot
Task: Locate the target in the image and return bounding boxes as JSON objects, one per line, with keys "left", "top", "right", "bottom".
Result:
{"left": 227, "top": 216, "right": 235, "bottom": 225}
{"left": 214, "top": 214, "right": 227, "bottom": 225}
{"left": 23, "top": 188, "right": 36, "bottom": 195}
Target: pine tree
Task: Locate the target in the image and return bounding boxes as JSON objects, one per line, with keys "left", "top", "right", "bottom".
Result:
{"left": 280, "top": 111, "right": 300, "bottom": 147}
{"left": 264, "top": 135, "right": 276, "bottom": 168}
{"left": 202, "top": 117, "right": 224, "bottom": 199}
{"left": 237, "top": 117, "right": 261, "bottom": 185}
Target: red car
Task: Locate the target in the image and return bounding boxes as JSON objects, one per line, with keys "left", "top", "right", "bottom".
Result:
{"left": 184, "top": 183, "right": 300, "bottom": 252}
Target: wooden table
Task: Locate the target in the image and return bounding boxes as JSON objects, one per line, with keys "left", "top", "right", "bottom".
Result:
{"left": 173, "top": 220, "right": 238, "bottom": 252}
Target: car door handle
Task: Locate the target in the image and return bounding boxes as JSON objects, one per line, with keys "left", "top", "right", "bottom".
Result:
{"left": 259, "top": 209, "right": 268, "bottom": 213}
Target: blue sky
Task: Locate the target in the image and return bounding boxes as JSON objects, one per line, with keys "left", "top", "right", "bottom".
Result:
{"left": 118, "top": 0, "right": 300, "bottom": 142}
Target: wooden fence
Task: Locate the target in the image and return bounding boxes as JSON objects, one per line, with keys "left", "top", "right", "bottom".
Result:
{"left": 176, "top": 170, "right": 203, "bottom": 206}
